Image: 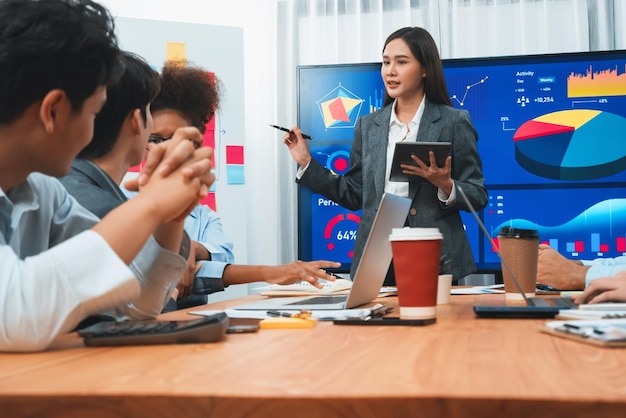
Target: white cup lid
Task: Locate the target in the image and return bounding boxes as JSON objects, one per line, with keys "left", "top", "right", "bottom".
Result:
{"left": 389, "top": 227, "right": 443, "bottom": 241}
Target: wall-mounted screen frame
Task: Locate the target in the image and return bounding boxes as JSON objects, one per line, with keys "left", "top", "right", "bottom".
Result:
{"left": 297, "top": 50, "right": 626, "bottom": 273}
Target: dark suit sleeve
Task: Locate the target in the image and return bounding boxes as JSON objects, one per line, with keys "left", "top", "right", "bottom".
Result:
{"left": 449, "top": 110, "right": 488, "bottom": 212}
{"left": 297, "top": 118, "right": 365, "bottom": 211}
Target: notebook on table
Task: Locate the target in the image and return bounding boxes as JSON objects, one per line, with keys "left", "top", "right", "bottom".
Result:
{"left": 232, "top": 193, "right": 412, "bottom": 311}
{"left": 455, "top": 186, "right": 578, "bottom": 319}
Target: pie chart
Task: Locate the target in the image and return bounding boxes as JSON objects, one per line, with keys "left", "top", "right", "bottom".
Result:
{"left": 513, "top": 109, "right": 626, "bottom": 180}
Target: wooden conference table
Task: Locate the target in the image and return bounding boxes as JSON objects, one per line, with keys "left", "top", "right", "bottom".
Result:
{"left": 0, "top": 293, "right": 625, "bottom": 418}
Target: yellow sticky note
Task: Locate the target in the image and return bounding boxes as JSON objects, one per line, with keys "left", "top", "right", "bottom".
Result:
{"left": 560, "top": 291, "right": 583, "bottom": 298}
{"left": 259, "top": 318, "right": 317, "bottom": 329}
{"left": 166, "top": 42, "right": 186, "bottom": 65}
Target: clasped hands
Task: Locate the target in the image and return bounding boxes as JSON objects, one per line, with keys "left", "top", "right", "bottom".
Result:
{"left": 123, "top": 127, "right": 213, "bottom": 300}
{"left": 124, "top": 126, "right": 214, "bottom": 223}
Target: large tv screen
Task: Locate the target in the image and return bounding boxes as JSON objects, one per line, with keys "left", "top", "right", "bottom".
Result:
{"left": 297, "top": 50, "right": 626, "bottom": 273}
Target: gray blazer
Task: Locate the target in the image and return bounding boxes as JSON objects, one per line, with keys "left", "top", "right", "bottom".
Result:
{"left": 59, "top": 159, "right": 127, "bottom": 219}
{"left": 59, "top": 159, "right": 195, "bottom": 311}
{"left": 299, "top": 100, "right": 488, "bottom": 281}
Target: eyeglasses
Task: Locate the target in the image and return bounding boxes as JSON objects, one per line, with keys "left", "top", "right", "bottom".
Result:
{"left": 148, "top": 134, "right": 172, "bottom": 145}
{"left": 148, "top": 134, "right": 201, "bottom": 150}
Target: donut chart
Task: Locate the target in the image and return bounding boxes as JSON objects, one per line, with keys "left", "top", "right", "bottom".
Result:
{"left": 323, "top": 212, "right": 360, "bottom": 258}
{"left": 513, "top": 109, "right": 626, "bottom": 180}
{"left": 326, "top": 150, "right": 350, "bottom": 175}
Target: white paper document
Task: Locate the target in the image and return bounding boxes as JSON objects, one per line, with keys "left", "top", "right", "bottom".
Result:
{"left": 259, "top": 278, "right": 353, "bottom": 297}
{"left": 451, "top": 284, "right": 505, "bottom": 295}
{"left": 557, "top": 309, "right": 626, "bottom": 320}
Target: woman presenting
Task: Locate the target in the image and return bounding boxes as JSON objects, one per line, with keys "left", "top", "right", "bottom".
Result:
{"left": 284, "top": 27, "right": 488, "bottom": 284}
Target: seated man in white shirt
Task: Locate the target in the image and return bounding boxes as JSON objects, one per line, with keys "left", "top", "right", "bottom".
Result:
{"left": 0, "top": 0, "right": 215, "bottom": 352}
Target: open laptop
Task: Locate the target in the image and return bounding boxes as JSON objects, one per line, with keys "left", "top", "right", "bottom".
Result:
{"left": 456, "top": 186, "right": 578, "bottom": 319}
{"left": 232, "top": 193, "right": 412, "bottom": 310}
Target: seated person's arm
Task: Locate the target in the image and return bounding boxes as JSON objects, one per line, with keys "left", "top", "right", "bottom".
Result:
{"left": 93, "top": 134, "right": 211, "bottom": 263}
{"left": 96, "top": 130, "right": 214, "bottom": 318}
{"left": 175, "top": 208, "right": 235, "bottom": 300}
{"left": 0, "top": 181, "right": 136, "bottom": 352}
{"left": 175, "top": 207, "right": 235, "bottom": 299}
{"left": 183, "top": 259, "right": 343, "bottom": 298}
{"left": 537, "top": 244, "right": 588, "bottom": 290}
{"left": 0, "top": 174, "right": 181, "bottom": 352}
{"left": 194, "top": 240, "right": 211, "bottom": 261}
{"left": 174, "top": 239, "right": 201, "bottom": 300}
{"left": 222, "top": 260, "right": 341, "bottom": 289}
{"left": 584, "top": 260, "right": 626, "bottom": 287}
{"left": 186, "top": 205, "right": 235, "bottom": 263}
{"left": 575, "top": 272, "right": 626, "bottom": 304}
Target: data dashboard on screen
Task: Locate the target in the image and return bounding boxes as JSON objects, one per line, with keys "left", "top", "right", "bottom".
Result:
{"left": 297, "top": 64, "right": 384, "bottom": 271}
{"left": 297, "top": 51, "right": 626, "bottom": 272}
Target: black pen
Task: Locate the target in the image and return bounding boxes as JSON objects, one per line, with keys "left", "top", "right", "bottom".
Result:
{"left": 561, "top": 322, "right": 605, "bottom": 337}
{"left": 267, "top": 309, "right": 312, "bottom": 319}
{"left": 269, "top": 124, "right": 312, "bottom": 140}
{"left": 364, "top": 304, "right": 392, "bottom": 321}
{"left": 267, "top": 310, "right": 294, "bottom": 318}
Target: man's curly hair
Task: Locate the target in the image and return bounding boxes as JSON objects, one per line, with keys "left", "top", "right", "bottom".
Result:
{"left": 151, "top": 61, "right": 220, "bottom": 134}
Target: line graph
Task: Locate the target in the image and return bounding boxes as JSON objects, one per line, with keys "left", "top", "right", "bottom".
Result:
{"left": 450, "top": 76, "right": 489, "bottom": 107}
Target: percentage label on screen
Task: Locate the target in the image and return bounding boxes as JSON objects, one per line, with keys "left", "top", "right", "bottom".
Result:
{"left": 336, "top": 230, "right": 357, "bottom": 240}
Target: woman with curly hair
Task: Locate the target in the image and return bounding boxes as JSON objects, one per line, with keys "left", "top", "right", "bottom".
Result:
{"left": 147, "top": 62, "right": 339, "bottom": 309}
{"left": 150, "top": 62, "right": 221, "bottom": 140}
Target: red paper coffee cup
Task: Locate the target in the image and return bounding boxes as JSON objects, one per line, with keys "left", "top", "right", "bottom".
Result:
{"left": 389, "top": 227, "right": 443, "bottom": 319}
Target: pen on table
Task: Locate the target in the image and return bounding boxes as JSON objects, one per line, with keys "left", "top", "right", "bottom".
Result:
{"left": 364, "top": 304, "right": 392, "bottom": 321}
{"left": 267, "top": 309, "right": 312, "bottom": 319}
{"left": 561, "top": 322, "right": 605, "bottom": 336}
{"left": 536, "top": 283, "right": 559, "bottom": 292}
{"left": 269, "top": 124, "right": 313, "bottom": 140}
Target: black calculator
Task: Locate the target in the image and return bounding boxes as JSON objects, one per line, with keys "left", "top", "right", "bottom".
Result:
{"left": 77, "top": 312, "right": 229, "bottom": 346}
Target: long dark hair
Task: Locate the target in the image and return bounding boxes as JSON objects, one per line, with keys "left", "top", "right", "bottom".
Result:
{"left": 382, "top": 27, "right": 451, "bottom": 107}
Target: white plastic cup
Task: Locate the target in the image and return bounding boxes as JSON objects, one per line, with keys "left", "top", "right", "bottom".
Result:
{"left": 437, "top": 274, "right": 453, "bottom": 305}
